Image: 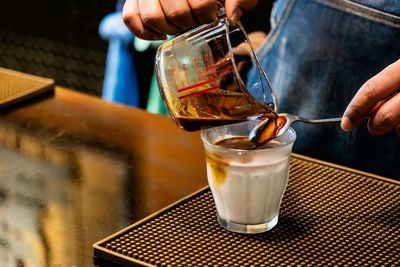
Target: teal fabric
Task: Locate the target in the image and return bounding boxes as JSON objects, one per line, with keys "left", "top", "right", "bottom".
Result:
{"left": 143, "top": 36, "right": 174, "bottom": 115}
{"left": 146, "top": 73, "right": 167, "bottom": 115}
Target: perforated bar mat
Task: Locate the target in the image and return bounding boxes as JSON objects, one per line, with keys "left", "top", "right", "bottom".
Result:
{"left": 93, "top": 154, "right": 400, "bottom": 266}
{"left": 0, "top": 67, "right": 54, "bottom": 108}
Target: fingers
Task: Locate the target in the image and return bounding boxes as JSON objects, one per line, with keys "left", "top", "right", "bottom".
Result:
{"left": 225, "top": 0, "right": 258, "bottom": 25}
{"left": 342, "top": 59, "right": 400, "bottom": 132}
{"left": 123, "top": 0, "right": 167, "bottom": 40}
{"left": 159, "top": 0, "right": 198, "bottom": 28}
{"left": 123, "top": 0, "right": 260, "bottom": 40}
{"left": 247, "top": 31, "right": 267, "bottom": 51}
{"left": 187, "top": 0, "right": 218, "bottom": 24}
{"left": 138, "top": 0, "right": 182, "bottom": 36}
{"left": 231, "top": 42, "right": 251, "bottom": 56}
{"left": 123, "top": 0, "right": 220, "bottom": 40}
{"left": 367, "top": 92, "right": 400, "bottom": 135}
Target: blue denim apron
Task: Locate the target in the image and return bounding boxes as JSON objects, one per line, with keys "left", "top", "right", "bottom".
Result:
{"left": 249, "top": 0, "right": 400, "bottom": 178}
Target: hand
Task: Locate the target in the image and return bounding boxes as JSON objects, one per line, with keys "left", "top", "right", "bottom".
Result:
{"left": 122, "top": 0, "right": 258, "bottom": 40}
{"left": 231, "top": 31, "right": 267, "bottom": 55}
{"left": 341, "top": 59, "right": 400, "bottom": 136}
{"left": 231, "top": 31, "right": 267, "bottom": 84}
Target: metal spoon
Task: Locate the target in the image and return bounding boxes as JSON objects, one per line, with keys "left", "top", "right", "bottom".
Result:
{"left": 249, "top": 113, "right": 342, "bottom": 146}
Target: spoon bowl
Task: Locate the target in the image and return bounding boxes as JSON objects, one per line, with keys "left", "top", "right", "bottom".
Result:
{"left": 249, "top": 113, "right": 342, "bottom": 146}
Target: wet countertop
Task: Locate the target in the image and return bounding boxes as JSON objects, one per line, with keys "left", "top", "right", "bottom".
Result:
{"left": 0, "top": 87, "right": 208, "bottom": 266}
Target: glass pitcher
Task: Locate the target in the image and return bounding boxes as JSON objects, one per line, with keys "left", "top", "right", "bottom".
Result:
{"left": 155, "top": 7, "right": 277, "bottom": 131}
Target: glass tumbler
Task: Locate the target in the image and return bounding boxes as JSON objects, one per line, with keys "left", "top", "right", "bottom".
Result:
{"left": 201, "top": 121, "right": 296, "bottom": 234}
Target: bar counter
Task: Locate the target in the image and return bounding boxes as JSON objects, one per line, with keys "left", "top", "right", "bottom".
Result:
{"left": 0, "top": 87, "right": 208, "bottom": 266}
{"left": 1, "top": 86, "right": 399, "bottom": 267}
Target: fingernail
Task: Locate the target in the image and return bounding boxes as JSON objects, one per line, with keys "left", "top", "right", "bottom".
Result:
{"left": 341, "top": 116, "right": 353, "bottom": 131}
{"left": 229, "top": 8, "right": 243, "bottom": 26}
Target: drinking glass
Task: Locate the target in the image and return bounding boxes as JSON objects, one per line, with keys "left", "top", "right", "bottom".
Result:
{"left": 201, "top": 121, "right": 296, "bottom": 234}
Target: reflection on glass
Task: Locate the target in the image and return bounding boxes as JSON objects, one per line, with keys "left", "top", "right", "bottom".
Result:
{"left": 0, "top": 125, "right": 131, "bottom": 266}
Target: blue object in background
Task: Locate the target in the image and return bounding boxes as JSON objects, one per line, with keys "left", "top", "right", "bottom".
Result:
{"left": 99, "top": 12, "right": 139, "bottom": 107}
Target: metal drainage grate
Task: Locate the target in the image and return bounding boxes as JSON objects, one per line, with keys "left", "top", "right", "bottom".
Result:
{"left": 94, "top": 154, "right": 400, "bottom": 266}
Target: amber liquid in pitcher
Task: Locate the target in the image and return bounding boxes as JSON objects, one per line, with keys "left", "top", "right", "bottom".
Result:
{"left": 174, "top": 90, "right": 277, "bottom": 131}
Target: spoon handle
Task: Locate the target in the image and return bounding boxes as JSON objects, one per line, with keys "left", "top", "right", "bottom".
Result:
{"left": 299, "top": 117, "right": 342, "bottom": 124}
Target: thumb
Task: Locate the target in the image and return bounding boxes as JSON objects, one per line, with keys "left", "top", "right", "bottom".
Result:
{"left": 225, "top": 0, "right": 258, "bottom": 26}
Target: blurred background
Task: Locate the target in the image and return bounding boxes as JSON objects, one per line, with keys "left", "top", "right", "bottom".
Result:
{"left": 0, "top": 0, "right": 272, "bottom": 111}
{"left": 0, "top": 1, "right": 273, "bottom": 265}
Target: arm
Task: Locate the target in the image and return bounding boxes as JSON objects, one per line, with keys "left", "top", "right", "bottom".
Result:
{"left": 341, "top": 59, "right": 400, "bottom": 136}
{"left": 122, "top": 0, "right": 258, "bottom": 40}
